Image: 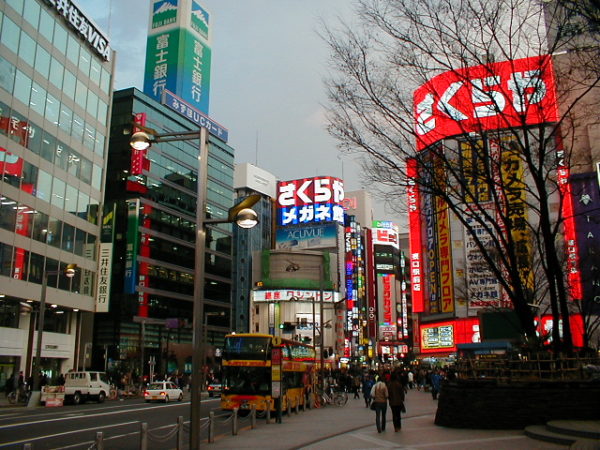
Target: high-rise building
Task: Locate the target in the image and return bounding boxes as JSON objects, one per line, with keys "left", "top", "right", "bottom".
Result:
{"left": 96, "top": 88, "right": 235, "bottom": 379}
{"left": 0, "top": 0, "right": 114, "bottom": 387}
{"left": 232, "top": 163, "right": 277, "bottom": 333}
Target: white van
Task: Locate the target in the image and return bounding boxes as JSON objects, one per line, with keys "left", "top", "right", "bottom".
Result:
{"left": 64, "top": 371, "right": 111, "bottom": 404}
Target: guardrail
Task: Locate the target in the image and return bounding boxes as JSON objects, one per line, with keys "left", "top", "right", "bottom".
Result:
{"left": 21, "top": 396, "right": 312, "bottom": 448}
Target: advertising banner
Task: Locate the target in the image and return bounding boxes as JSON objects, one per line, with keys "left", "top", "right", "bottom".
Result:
{"left": 414, "top": 55, "right": 558, "bottom": 150}
{"left": 124, "top": 199, "right": 140, "bottom": 294}
{"left": 96, "top": 244, "right": 113, "bottom": 313}
{"left": 435, "top": 159, "right": 454, "bottom": 313}
{"left": 275, "top": 223, "right": 338, "bottom": 250}
{"left": 407, "top": 158, "right": 425, "bottom": 312}
{"left": 377, "top": 274, "right": 396, "bottom": 328}
{"left": 144, "top": 0, "right": 212, "bottom": 114}
{"left": 556, "top": 145, "right": 583, "bottom": 300}
{"left": 420, "top": 318, "right": 481, "bottom": 353}
{"left": 571, "top": 173, "right": 600, "bottom": 308}
{"left": 422, "top": 156, "right": 440, "bottom": 313}
{"left": 276, "top": 177, "right": 345, "bottom": 226}
{"left": 252, "top": 289, "right": 339, "bottom": 303}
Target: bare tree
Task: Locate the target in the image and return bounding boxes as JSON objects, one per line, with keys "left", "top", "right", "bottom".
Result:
{"left": 323, "top": 0, "right": 600, "bottom": 354}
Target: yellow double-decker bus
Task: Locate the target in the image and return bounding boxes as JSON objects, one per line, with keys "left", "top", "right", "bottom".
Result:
{"left": 220, "top": 333, "right": 315, "bottom": 412}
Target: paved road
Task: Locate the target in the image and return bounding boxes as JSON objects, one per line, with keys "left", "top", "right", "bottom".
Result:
{"left": 0, "top": 394, "right": 223, "bottom": 449}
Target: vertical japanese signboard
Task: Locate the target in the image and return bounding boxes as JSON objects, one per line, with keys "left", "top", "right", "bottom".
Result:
{"left": 271, "top": 343, "right": 282, "bottom": 399}
{"left": 144, "top": 0, "right": 212, "bottom": 114}
{"left": 407, "top": 158, "right": 425, "bottom": 313}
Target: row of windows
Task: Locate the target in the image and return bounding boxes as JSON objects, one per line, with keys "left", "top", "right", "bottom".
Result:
{"left": 3, "top": 0, "right": 111, "bottom": 95}
{"left": 1, "top": 101, "right": 103, "bottom": 190}
{"left": 1, "top": 150, "right": 100, "bottom": 224}
{"left": 0, "top": 193, "right": 98, "bottom": 258}
{"left": 0, "top": 56, "right": 106, "bottom": 155}
{"left": 0, "top": 240, "right": 95, "bottom": 296}
{"left": 0, "top": 296, "right": 71, "bottom": 332}
{"left": 0, "top": 15, "right": 109, "bottom": 127}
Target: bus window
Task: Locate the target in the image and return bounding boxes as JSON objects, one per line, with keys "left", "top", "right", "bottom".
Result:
{"left": 223, "top": 366, "right": 270, "bottom": 395}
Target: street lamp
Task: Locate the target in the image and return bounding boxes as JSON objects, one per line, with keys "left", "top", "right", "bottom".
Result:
{"left": 27, "top": 263, "right": 77, "bottom": 407}
{"left": 130, "top": 128, "right": 259, "bottom": 450}
{"left": 202, "top": 311, "right": 226, "bottom": 389}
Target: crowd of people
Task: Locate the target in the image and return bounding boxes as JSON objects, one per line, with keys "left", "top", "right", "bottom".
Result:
{"left": 319, "top": 365, "right": 454, "bottom": 434}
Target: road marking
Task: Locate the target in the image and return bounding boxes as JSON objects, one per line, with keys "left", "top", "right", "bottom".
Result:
{"left": 0, "top": 421, "right": 139, "bottom": 448}
{"left": 0, "top": 401, "right": 202, "bottom": 430}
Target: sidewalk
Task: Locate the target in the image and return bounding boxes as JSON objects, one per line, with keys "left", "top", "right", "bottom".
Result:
{"left": 209, "top": 389, "right": 566, "bottom": 449}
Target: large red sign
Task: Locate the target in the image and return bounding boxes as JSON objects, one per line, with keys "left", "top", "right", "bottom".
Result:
{"left": 414, "top": 55, "right": 558, "bottom": 150}
{"left": 406, "top": 159, "right": 425, "bottom": 312}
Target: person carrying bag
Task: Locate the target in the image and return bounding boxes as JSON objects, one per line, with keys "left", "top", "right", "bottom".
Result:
{"left": 387, "top": 370, "right": 406, "bottom": 432}
{"left": 370, "top": 377, "right": 389, "bottom": 433}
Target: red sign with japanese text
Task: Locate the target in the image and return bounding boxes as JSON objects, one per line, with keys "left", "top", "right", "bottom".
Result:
{"left": 414, "top": 55, "right": 558, "bottom": 150}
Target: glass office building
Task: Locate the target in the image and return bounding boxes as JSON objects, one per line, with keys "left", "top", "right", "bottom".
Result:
{"left": 0, "top": 0, "right": 113, "bottom": 389}
{"left": 96, "top": 88, "right": 235, "bottom": 380}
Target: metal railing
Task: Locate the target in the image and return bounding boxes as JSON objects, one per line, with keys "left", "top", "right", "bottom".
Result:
{"left": 21, "top": 396, "right": 316, "bottom": 448}
{"left": 454, "top": 356, "right": 600, "bottom": 382}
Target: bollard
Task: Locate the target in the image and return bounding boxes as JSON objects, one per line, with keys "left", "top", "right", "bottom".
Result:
{"left": 232, "top": 407, "right": 239, "bottom": 436}
{"left": 140, "top": 422, "right": 147, "bottom": 450}
{"left": 295, "top": 398, "right": 299, "bottom": 414}
{"left": 287, "top": 399, "right": 291, "bottom": 416}
{"left": 96, "top": 431, "right": 104, "bottom": 450}
{"left": 266, "top": 403, "right": 271, "bottom": 424}
{"left": 176, "top": 416, "right": 184, "bottom": 450}
{"left": 251, "top": 404, "right": 256, "bottom": 429}
{"left": 208, "top": 411, "right": 215, "bottom": 443}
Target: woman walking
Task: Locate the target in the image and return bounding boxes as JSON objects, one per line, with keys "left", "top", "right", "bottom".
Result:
{"left": 387, "top": 371, "right": 406, "bottom": 432}
{"left": 370, "top": 376, "right": 389, "bottom": 433}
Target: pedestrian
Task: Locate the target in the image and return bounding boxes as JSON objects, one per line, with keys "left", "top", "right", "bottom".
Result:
{"left": 353, "top": 375, "right": 361, "bottom": 399}
{"left": 370, "top": 376, "right": 389, "bottom": 433}
{"left": 362, "top": 374, "right": 374, "bottom": 407}
{"left": 430, "top": 369, "right": 442, "bottom": 400}
{"left": 407, "top": 370, "right": 414, "bottom": 389}
{"left": 387, "top": 371, "right": 406, "bottom": 432}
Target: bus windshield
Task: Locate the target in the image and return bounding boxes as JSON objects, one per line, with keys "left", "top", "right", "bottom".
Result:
{"left": 223, "top": 336, "right": 270, "bottom": 360}
{"left": 223, "top": 366, "right": 271, "bottom": 395}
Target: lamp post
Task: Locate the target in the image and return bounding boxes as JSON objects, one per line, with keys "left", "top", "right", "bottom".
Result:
{"left": 27, "top": 263, "right": 77, "bottom": 407}
{"left": 130, "top": 128, "right": 259, "bottom": 450}
{"left": 202, "top": 311, "right": 226, "bottom": 389}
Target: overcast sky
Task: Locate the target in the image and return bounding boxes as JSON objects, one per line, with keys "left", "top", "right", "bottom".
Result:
{"left": 78, "top": 0, "right": 404, "bottom": 225}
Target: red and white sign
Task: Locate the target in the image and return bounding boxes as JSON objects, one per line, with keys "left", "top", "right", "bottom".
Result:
{"left": 0, "top": 147, "right": 23, "bottom": 177}
{"left": 372, "top": 227, "right": 399, "bottom": 250}
{"left": 277, "top": 176, "right": 345, "bottom": 226}
{"left": 414, "top": 55, "right": 558, "bottom": 150}
{"left": 406, "top": 159, "right": 425, "bottom": 312}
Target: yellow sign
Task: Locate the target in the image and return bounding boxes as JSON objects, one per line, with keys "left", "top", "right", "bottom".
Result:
{"left": 271, "top": 336, "right": 282, "bottom": 346}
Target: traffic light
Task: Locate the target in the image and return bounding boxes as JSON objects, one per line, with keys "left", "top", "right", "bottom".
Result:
{"left": 279, "top": 322, "right": 295, "bottom": 332}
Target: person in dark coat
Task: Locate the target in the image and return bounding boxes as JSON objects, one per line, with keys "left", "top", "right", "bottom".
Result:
{"left": 362, "top": 374, "right": 374, "bottom": 407}
{"left": 370, "top": 377, "right": 389, "bottom": 433}
{"left": 387, "top": 371, "right": 406, "bottom": 432}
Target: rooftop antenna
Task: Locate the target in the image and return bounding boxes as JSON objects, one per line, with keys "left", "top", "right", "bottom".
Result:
{"left": 255, "top": 131, "right": 259, "bottom": 166}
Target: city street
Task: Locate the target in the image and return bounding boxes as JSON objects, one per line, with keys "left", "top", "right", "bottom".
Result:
{"left": 0, "top": 394, "right": 222, "bottom": 449}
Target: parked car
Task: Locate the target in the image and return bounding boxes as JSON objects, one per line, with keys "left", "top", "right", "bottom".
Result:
{"left": 64, "top": 371, "right": 111, "bottom": 405}
{"left": 144, "top": 381, "right": 183, "bottom": 403}
{"left": 207, "top": 381, "right": 222, "bottom": 397}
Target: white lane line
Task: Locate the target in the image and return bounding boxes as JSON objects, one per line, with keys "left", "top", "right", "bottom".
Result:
{"left": 348, "top": 432, "right": 399, "bottom": 448}
{"left": 0, "top": 402, "right": 191, "bottom": 430}
{"left": 0, "top": 421, "right": 139, "bottom": 448}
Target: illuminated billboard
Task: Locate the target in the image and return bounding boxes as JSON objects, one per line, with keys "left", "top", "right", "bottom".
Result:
{"left": 414, "top": 55, "right": 558, "bottom": 151}
{"left": 276, "top": 223, "right": 338, "bottom": 250}
{"left": 420, "top": 318, "right": 480, "bottom": 354}
{"left": 276, "top": 176, "right": 345, "bottom": 227}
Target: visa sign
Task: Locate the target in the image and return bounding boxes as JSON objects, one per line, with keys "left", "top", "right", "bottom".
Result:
{"left": 277, "top": 177, "right": 345, "bottom": 226}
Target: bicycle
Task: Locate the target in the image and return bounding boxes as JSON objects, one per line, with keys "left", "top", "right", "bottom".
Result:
{"left": 319, "top": 386, "right": 348, "bottom": 407}
{"left": 8, "top": 388, "right": 31, "bottom": 405}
